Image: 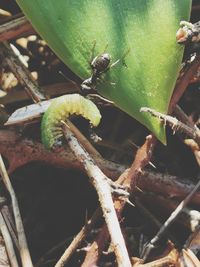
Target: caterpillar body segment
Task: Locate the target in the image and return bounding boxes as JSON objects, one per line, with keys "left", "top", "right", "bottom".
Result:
{"left": 41, "top": 94, "right": 101, "bottom": 149}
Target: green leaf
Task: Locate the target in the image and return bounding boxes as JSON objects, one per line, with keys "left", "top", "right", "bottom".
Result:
{"left": 16, "top": 0, "right": 192, "bottom": 143}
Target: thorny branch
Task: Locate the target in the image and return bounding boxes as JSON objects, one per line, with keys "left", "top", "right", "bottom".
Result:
{"left": 54, "top": 208, "right": 102, "bottom": 267}
{"left": 140, "top": 107, "right": 200, "bottom": 146}
{"left": 0, "top": 130, "right": 199, "bottom": 204}
{"left": 62, "top": 121, "right": 132, "bottom": 267}
{"left": 173, "top": 105, "right": 197, "bottom": 129}
{"left": 81, "top": 136, "right": 156, "bottom": 267}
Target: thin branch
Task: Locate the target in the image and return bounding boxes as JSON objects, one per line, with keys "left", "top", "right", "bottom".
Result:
{"left": 65, "top": 120, "right": 101, "bottom": 158}
{"left": 142, "top": 177, "right": 200, "bottom": 262}
{"left": 0, "top": 155, "right": 33, "bottom": 267}
{"left": 121, "top": 135, "right": 156, "bottom": 192}
{"left": 0, "top": 130, "right": 200, "bottom": 204}
{"left": 0, "top": 197, "right": 19, "bottom": 256}
{"left": 184, "top": 139, "right": 200, "bottom": 166}
{"left": 82, "top": 136, "right": 156, "bottom": 267}
{"left": 1, "top": 206, "right": 19, "bottom": 251}
{"left": 173, "top": 105, "right": 197, "bottom": 129}
{"left": 192, "top": 5, "right": 200, "bottom": 12}
{"left": 134, "top": 198, "right": 164, "bottom": 229}
{"left": 184, "top": 225, "right": 200, "bottom": 252}
{"left": 62, "top": 121, "right": 132, "bottom": 267}
{"left": 1, "top": 82, "right": 79, "bottom": 106}
{"left": 0, "top": 42, "right": 45, "bottom": 102}
{"left": 169, "top": 55, "right": 200, "bottom": 113}
{"left": 0, "top": 16, "right": 34, "bottom": 42}
{"left": 139, "top": 193, "right": 200, "bottom": 232}
{"left": 140, "top": 107, "right": 200, "bottom": 146}
{"left": 133, "top": 249, "right": 179, "bottom": 267}
{"left": 55, "top": 208, "right": 102, "bottom": 267}
{"left": 0, "top": 212, "right": 19, "bottom": 267}
{"left": 0, "top": 8, "right": 11, "bottom": 17}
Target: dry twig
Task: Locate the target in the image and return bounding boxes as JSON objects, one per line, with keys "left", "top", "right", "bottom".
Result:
{"left": 0, "top": 15, "right": 33, "bottom": 42}
{"left": 82, "top": 136, "right": 156, "bottom": 267}
{"left": 173, "top": 105, "right": 198, "bottom": 129}
{"left": 139, "top": 193, "right": 200, "bottom": 232}
{"left": 140, "top": 107, "right": 200, "bottom": 146}
{"left": 169, "top": 55, "right": 200, "bottom": 113}
{"left": 0, "top": 212, "right": 19, "bottom": 267}
{"left": 0, "top": 155, "right": 33, "bottom": 267}
{"left": 142, "top": 177, "right": 200, "bottom": 262}
{"left": 1, "top": 82, "right": 79, "bottom": 106}
{"left": 54, "top": 208, "right": 102, "bottom": 267}
{"left": 0, "top": 130, "right": 199, "bottom": 204}
{"left": 61, "top": 121, "right": 132, "bottom": 267}
{"left": 0, "top": 42, "right": 45, "bottom": 102}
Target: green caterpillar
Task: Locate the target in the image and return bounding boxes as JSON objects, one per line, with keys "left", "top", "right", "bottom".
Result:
{"left": 41, "top": 94, "right": 101, "bottom": 149}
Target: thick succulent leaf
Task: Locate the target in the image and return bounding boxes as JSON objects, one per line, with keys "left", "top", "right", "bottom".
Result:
{"left": 16, "top": 0, "right": 192, "bottom": 143}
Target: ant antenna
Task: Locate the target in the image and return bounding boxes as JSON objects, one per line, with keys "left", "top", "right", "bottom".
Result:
{"left": 58, "top": 71, "right": 78, "bottom": 86}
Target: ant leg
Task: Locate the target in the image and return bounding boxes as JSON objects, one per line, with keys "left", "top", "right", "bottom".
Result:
{"left": 58, "top": 71, "right": 78, "bottom": 86}
{"left": 121, "top": 48, "right": 131, "bottom": 67}
{"left": 106, "top": 80, "right": 116, "bottom": 87}
{"left": 89, "top": 40, "right": 97, "bottom": 64}
{"left": 110, "top": 48, "right": 131, "bottom": 69}
{"left": 109, "top": 59, "right": 120, "bottom": 69}
{"left": 103, "top": 43, "right": 109, "bottom": 53}
{"left": 97, "top": 76, "right": 116, "bottom": 88}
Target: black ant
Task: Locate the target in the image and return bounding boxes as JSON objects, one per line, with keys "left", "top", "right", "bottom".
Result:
{"left": 81, "top": 44, "right": 129, "bottom": 92}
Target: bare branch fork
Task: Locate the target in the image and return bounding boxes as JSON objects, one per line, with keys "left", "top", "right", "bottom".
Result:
{"left": 61, "top": 120, "right": 132, "bottom": 267}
